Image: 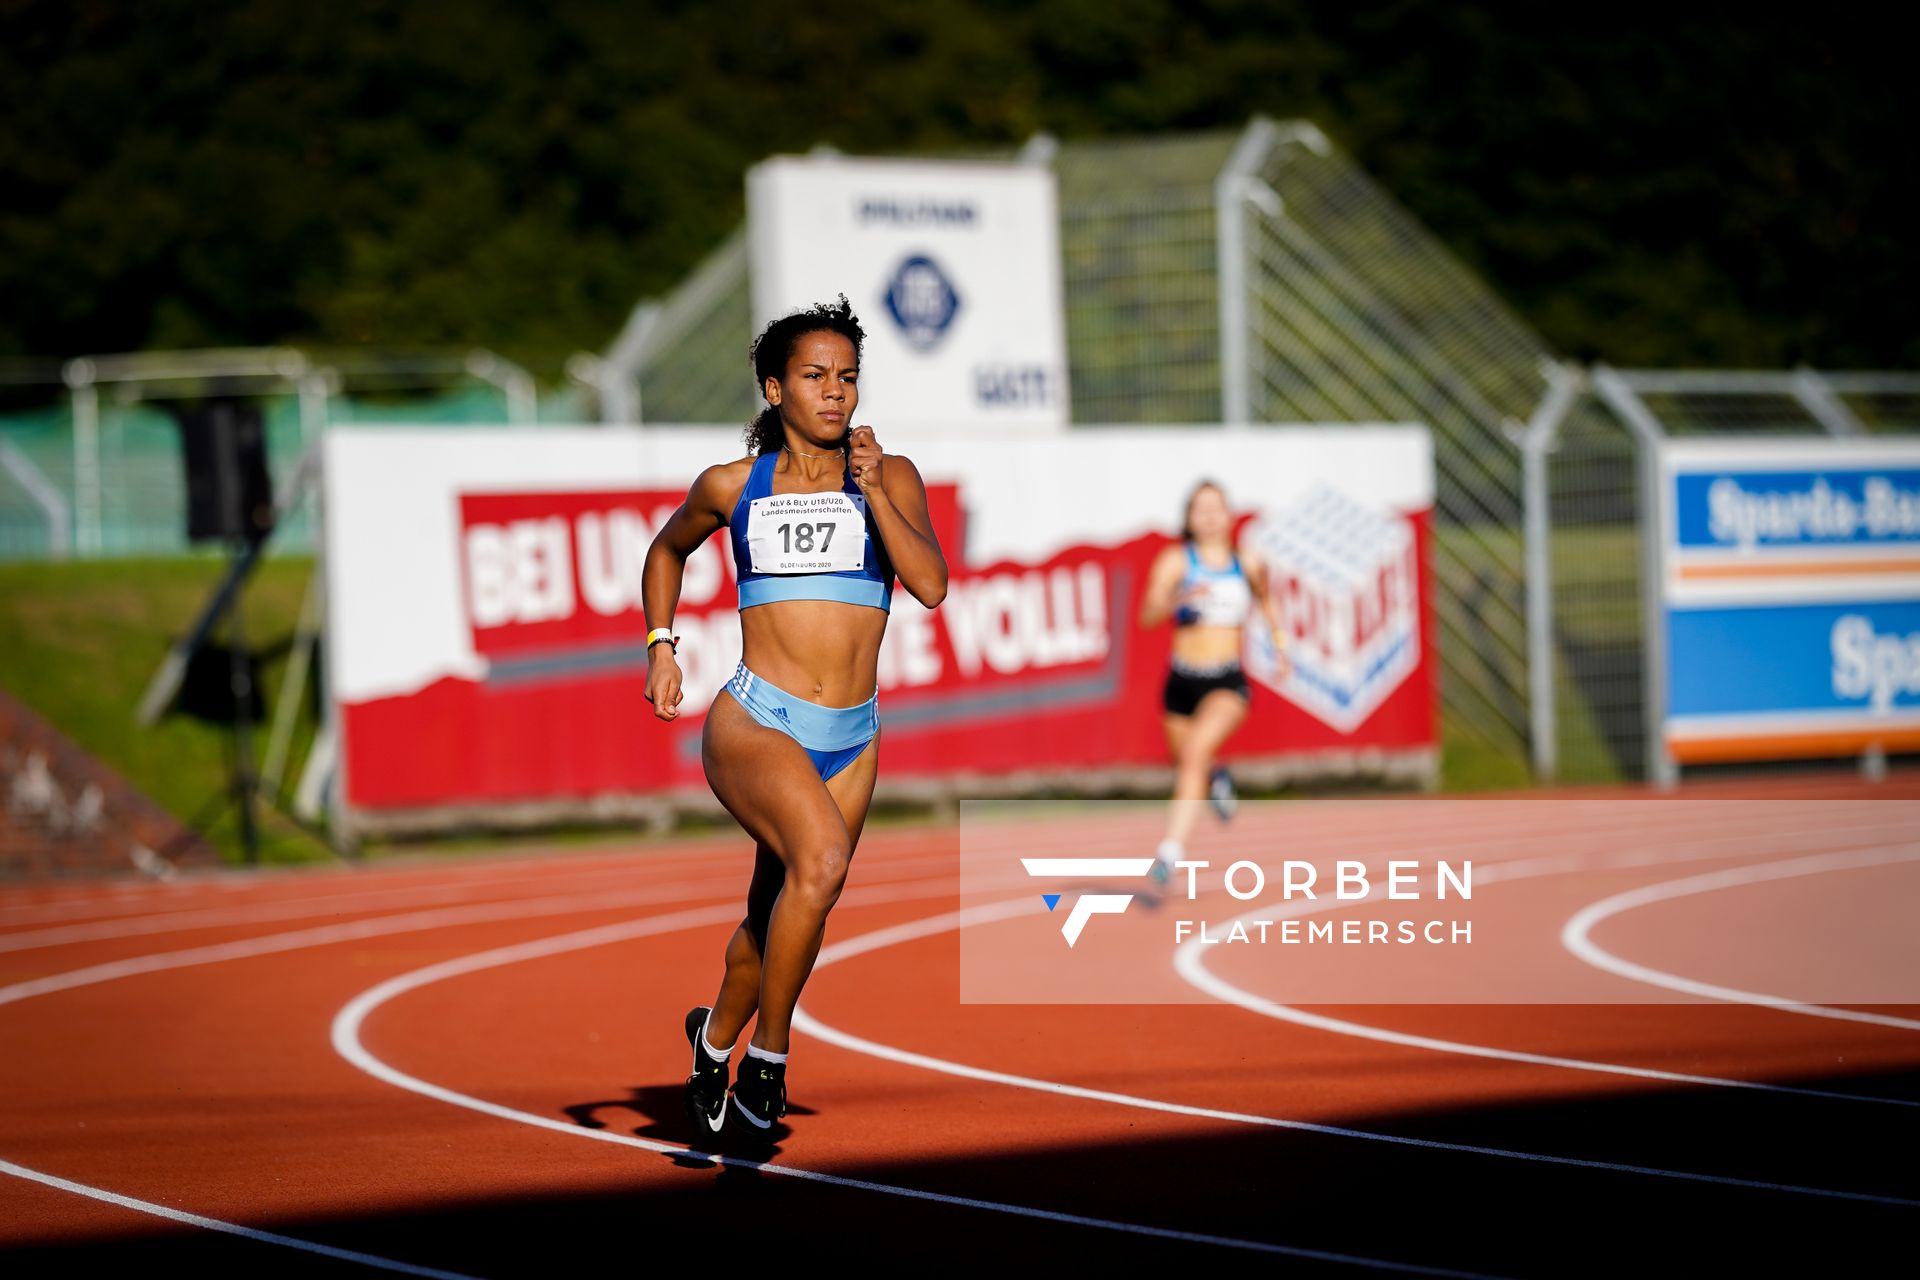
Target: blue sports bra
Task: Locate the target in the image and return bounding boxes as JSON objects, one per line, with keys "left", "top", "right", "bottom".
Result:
{"left": 728, "top": 451, "right": 894, "bottom": 611}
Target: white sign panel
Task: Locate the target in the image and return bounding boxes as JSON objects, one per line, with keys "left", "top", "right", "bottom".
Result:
{"left": 747, "top": 155, "right": 1069, "bottom": 430}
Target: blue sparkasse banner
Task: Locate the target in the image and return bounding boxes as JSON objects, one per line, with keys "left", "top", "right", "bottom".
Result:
{"left": 1673, "top": 468, "right": 1920, "bottom": 550}
{"left": 1655, "top": 441, "right": 1920, "bottom": 767}
{"left": 1667, "top": 599, "right": 1920, "bottom": 718}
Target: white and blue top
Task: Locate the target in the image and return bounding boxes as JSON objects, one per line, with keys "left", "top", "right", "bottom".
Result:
{"left": 1175, "top": 542, "right": 1253, "bottom": 628}
{"left": 728, "top": 451, "right": 894, "bottom": 611}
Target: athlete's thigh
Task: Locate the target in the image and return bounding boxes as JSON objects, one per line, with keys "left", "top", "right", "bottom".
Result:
{"left": 1163, "top": 712, "right": 1192, "bottom": 759}
{"left": 702, "top": 692, "right": 850, "bottom": 863}
{"left": 824, "top": 728, "right": 881, "bottom": 853}
{"left": 1186, "top": 688, "right": 1249, "bottom": 753}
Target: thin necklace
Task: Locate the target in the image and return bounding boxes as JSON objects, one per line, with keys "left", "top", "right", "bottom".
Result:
{"left": 784, "top": 444, "right": 838, "bottom": 459}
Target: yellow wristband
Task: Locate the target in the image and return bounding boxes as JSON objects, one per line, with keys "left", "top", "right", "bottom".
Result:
{"left": 646, "top": 627, "right": 677, "bottom": 653}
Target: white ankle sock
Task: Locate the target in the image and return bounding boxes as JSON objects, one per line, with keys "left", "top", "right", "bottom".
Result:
{"left": 745, "top": 1042, "right": 788, "bottom": 1065}
{"left": 1156, "top": 838, "right": 1184, "bottom": 865}
{"left": 699, "top": 1011, "right": 731, "bottom": 1062}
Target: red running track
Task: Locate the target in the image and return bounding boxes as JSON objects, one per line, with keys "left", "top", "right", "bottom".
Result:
{"left": 2, "top": 775, "right": 1918, "bottom": 1276}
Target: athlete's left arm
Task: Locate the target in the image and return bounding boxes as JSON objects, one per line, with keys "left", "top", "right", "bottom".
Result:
{"left": 1243, "top": 545, "right": 1291, "bottom": 669}
{"left": 850, "top": 427, "right": 948, "bottom": 608}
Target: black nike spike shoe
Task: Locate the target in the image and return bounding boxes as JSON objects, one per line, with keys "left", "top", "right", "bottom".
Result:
{"left": 684, "top": 1007, "right": 729, "bottom": 1137}
{"left": 730, "top": 1053, "right": 788, "bottom": 1137}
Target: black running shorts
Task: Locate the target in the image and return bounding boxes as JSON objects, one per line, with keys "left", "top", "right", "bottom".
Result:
{"left": 1161, "top": 663, "right": 1252, "bottom": 717}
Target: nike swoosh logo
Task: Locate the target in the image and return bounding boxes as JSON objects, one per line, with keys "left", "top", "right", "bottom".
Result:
{"left": 731, "top": 1096, "right": 773, "bottom": 1129}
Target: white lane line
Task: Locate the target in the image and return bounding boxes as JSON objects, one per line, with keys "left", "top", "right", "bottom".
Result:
{"left": 0, "top": 853, "right": 959, "bottom": 1008}
{"left": 8, "top": 808, "right": 1908, "bottom": 1268}
{"left": 0, "top": 870, "right": 740, "bottom": 956}
{"left": 0, "top": 795, "right": 1848, "bottom": 932}
{"left": 0, "top": 859, "right": 634, "bottom": 929}
{"left": 1562, "top": 847, "right": 1920, "bottom": 1031}
{"left": 0, "top": 846, "right": 963, "bottom": 955}
{"left": 0, "top": 871, "right": 947, "bottom": 1275}
{"left": 0, "top": 1157, "right": 481, "bottom": 1279}
{"left": 0, "top": 827, "right": 947, "bottom": 930}
{"left": 1174, "top": 834, "right": 1920, "bottom": 1107}
{"left": 792, "top": 903, "right": 1920, "bottom": 1207}
{"left": 329, "top": 897, "right": 1499, "bottom": 1275}
{"left": 0, "top": 836, "right": 956, "bottom": 934}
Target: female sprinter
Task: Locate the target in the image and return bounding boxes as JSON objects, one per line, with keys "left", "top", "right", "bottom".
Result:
{"left": 1138, "top": 480, "right": 1288, "bottom": 888}
{"left": 642, "top": 296, "right": 947, "bottom": 1141}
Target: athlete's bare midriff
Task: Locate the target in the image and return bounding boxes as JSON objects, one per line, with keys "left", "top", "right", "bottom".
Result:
{"left": 1170, "top": 622, "right": 1243, "bottom": 668}
{"left": 738, "top": 600, "right": 886, "bottom": 706}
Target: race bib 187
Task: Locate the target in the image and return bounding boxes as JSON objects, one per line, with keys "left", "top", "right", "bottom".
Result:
{"left": 745, "top": 492, "right": 868, "bottom": 574}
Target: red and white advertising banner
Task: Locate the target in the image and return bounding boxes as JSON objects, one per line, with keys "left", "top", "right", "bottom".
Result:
{"left": 321, "top": 426, "right": 1435, "bottom": 825}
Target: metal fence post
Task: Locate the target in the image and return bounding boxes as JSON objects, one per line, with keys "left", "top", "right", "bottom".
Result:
{"left": 298, "top": 370, "right": 332, "bottom": 449}
{"left": 63, "top": 358, "right": 101, "bottom": 558}
{"left": 1790, "top": 368, "right": 1867, "bottom": 437}
{"left": 1519, "top": 363, "right": 1584, "bottom": 779}
{"left": 598, "top": 302, "right": 660, "bottom": 423}
{"left": 1215, "top": 117, "right": 1276, "bottom": 425}
{"left": 1592, "top": 365, "right": 1677, "bottom": 788}
{"left": 466, "top": 350, "right": 537, "bottom": 424}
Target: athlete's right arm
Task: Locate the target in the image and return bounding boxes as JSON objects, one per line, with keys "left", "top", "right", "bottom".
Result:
{"left": 1137, "top": 544, "right": 1189, "bottom": 629}
{"left": 641, "top": 462, "right": 741, "bottom": 721}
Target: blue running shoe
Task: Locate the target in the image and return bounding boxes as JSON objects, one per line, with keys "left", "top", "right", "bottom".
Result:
{"left": 1208, "top": 765, "right": 1238, "bottom": 822}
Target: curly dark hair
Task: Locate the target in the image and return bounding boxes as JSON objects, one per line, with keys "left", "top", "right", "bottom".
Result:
{"left": 744, "top": 295, "right": 867, "bottom": 455}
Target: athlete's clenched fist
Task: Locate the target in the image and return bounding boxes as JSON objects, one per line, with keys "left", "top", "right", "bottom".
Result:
{"left": 848, "top": 425, "right": 884, "bottom": 495}
{"left": 645, "top": 648, "right": 684, "bottom": 720}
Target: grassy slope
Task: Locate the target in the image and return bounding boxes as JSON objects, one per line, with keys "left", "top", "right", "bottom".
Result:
{"left": 0, "top": 556, "right": 329, "bottom": 865}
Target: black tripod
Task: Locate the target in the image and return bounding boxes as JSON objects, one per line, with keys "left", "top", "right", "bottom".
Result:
{"left": 138, "top": 394, "right": 300, "bottom": 864}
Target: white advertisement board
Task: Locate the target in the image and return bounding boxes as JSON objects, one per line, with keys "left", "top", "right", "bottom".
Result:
{"left": 747, "top": 155, "right": 1069, "bottom": 430}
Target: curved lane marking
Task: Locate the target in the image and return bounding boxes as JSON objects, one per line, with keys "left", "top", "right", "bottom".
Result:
{"left": 793, "top": 903, "right": 1920, "bottom": 1206}
{"left": 1562, "top": 848, "right": 1920, "bottom": 1031}
{"left": 330, "top": 895, "right": 1493, "bottom": 1274}
{"left": 1173, "top": 836, "right": 1920, "bottom": 1108}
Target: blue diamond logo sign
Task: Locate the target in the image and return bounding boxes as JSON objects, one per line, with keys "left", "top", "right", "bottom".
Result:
{"left": 883, "top": 254, "right": 960, "bottom": 352}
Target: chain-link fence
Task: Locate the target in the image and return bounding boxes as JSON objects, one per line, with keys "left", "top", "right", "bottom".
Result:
{"left": 1538, "top": 383, "right": 1648, "bottom": 782}
{"left": 1054, "top": 131, "right": 1234, "bottom": 424}
{"left": 0, "top": 351, "right": 579, "bottom": 559}
{"left": 1215, "top": 119, "right": 1556, "bottom": 779}
{"left": 1525, "top": 366, "right": 1920, "bottom": 785}
{"left": 624, "top": 228, "right": 757, "bottom": 427}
